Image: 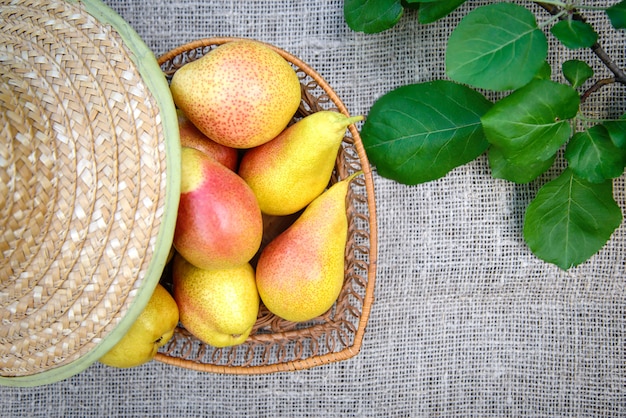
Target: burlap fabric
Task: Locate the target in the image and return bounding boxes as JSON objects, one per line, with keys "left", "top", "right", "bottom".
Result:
{"left": 2, "top": 0, "right": 624, "bottom": 416}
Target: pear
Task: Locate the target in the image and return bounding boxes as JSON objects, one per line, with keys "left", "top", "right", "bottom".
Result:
{"left": 170, "top": 39, "right": 301, "bottom": 149}
{"left": 255, "top": 172, "right": 361, "bottom": 322}
{"left": 174, "top": 147, "right": 263, "bottom": 270}
{"left": 177, "top": 110, "right": 239, "bottom": 171}
{"left": 172, "top": 254, "right": 259, "bottom": 348}
{"left": 238, "top": 111, "right": 363, "bottom": 216}
{"left": 99, "top": 284, "right": 179, "bottom": 368}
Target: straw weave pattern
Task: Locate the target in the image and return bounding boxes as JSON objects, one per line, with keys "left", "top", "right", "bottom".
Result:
{"left": 0, "top": 0, "right": 168, "bottom": 377}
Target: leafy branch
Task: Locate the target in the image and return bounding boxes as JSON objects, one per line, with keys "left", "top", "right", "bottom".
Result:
{"left": 346, "top": 0, "right": 626, "bottom": 269}
{"left": 536, "top": 1, "right": 626, "bottom": 102}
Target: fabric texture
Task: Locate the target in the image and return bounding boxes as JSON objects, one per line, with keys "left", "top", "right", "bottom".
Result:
{"left": 2, "top": 0, "right": 625, "bottom": 416}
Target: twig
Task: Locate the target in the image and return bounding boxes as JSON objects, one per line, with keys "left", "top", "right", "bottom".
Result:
{"left": 590, "top": 43, "right": 626, "bottom": 84}
{"left": 581, "top": 77, "right": 616, "bottom": 102}
{"left": 535, "top": 2, "right": 626, "bottom": 85}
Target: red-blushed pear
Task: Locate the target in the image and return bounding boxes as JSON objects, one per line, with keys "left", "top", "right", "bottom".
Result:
{"left": 177, "top": 109, "right": 239, "bottom": 171}
{"left": 174, "top": 147, "right": 263, "bottom": 270}
{"left": 172, "top": 254, "right": 259, "bottom": 348}
{"left": 255, "top": 172, "right": 362, "bottom": 323}
{"left": 238, "top": 111, "right": 364, "bottom": 216}
{"left": 170, "top": 39, "right": 301, "bottom": 149}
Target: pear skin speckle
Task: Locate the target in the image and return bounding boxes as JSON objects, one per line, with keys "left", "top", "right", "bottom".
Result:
{"left": 170, "top": 40, "right": 301, "bottom": 149}
{"left": 177, "top": 110, "right": 239, "bottom": 171}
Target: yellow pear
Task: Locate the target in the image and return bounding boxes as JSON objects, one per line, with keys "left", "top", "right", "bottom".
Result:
{"left": 255, "top": 172, "right": 361, "bottom": 322}
{"left": 170, "top": 39, "right": 301, "bottom": 149}
{"left": 238, "top": 111, "right": 363, "bottom": 216}
{"left": 172, "top": 254, "right": 260, "bottom": 348}
{"left": 99, "top": 284, "right": 179, "bottom": 368}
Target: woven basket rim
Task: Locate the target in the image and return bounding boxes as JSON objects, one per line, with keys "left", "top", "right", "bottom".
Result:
{"left": 0, "top": 0, "right": 180, "bottom": 386}
{"left": 154, "top": 37, "right": 378, "bottom": 374}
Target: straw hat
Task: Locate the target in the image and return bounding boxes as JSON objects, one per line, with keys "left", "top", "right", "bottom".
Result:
{"left": 0, "top": 0, "right": 180, "bottom": 386}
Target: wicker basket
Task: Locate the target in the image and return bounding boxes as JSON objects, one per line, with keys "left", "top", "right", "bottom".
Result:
{"left": 155, "top": 38, "right": 378, "bottom": 374}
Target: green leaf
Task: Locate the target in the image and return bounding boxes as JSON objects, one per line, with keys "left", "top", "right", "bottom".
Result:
{"left": 361, "top": 80, "right": 493, "bottom": 185}
{"left": 418, "top": 0, "right": 467, "bottom": 23}
{"left": 488, "top": 145, "right": 556, "bottom": 183}
{"left": 481, "top": 79, "right": 580, "bottom": 164}
{"left": 565, "top": 125, "right": 626, "bottom": 183}
{"left": 534, "top": 61, "right": 552, "bottom": 80}
{"left": 446, "top": 2, "right": 548, "bottom": 91}
{"left": 606, "top": 0, "right": 626, "bottom": 30}
{"left": 524, "top": 168, "right": 622, "bottom": 270}
{"left": 401, "top": 0, "right": 421, "bottom": 10}
{"left": 562, "top": 59, "right": 594, "bottom": 88}
{"left": 550, "top": 19, "right": 598, "bottom": 49}
{"left": 344, "top": 0, "right": 404, "bottom": 33}
{"left": 602, "top": 114, "right": 626, "bottom": 148}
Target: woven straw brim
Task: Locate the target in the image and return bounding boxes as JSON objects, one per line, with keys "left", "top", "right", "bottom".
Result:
{"left": 0, "top": 0, "right": 180, "bottom": 386}
{"left": 155, "top": 38, "right": 378, "bottom": 374}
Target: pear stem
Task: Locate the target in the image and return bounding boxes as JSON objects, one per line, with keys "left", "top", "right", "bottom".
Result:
{"left": 344, "top": 115, "right": 365, "bottom": 126}
{"left": 344, "top": 170, "right": 364, "bottom": 183}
